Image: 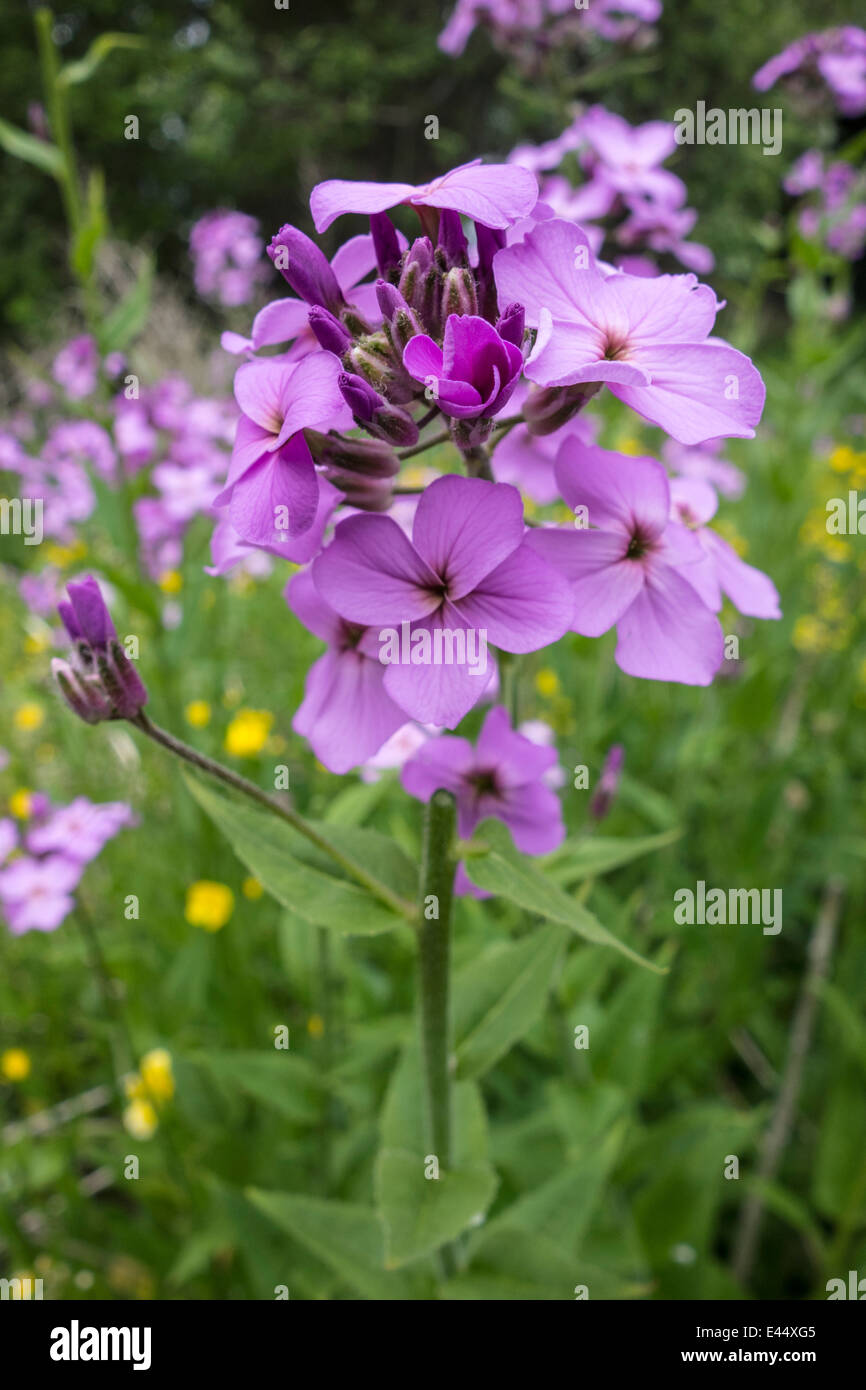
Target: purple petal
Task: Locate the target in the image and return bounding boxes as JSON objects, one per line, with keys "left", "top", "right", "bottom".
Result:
{"left": 454, "top": 541, "right": 573, "bottom": 651}
{"left": 313, "top": 514, "right": 441, "bottom": 625}
{"left": 294, "top": 649, "right": 406, "bottom": 774}
{"left": 494, "top": 218, "right": 599, "bottom": 324}
{"left": 382, "top": 606, "right": 495, "bottom": 727}
{"left": 525, "top": 529, "right": 644, "bottom": 637}
{"left": 228, "top": 436, "right": 320, "bottom": 544}
{"left": 401, "top": 735, "right": 475, "bottom": 801}
{"left": 615, "top": 561, "right": 724, "bottom": 685}
{"left": 412, "top": 475, "right": 525, "bottom": 597}
{"left": 614, "top": 343, "right": 766, "bottom": 444}
{"left": 311, "top": 179, "right": 418, "bottom": 233}
{"left": 555, "top": 442, "right": 670, "bottom": 537}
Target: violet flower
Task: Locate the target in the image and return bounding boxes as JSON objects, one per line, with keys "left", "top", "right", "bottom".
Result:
{"left": 669, "top": 477, "right": 781, "bottom": 619}
{"left": 526, "top": 441, "right": 725, "bottom": 685}
{"left": 495, "top": 218, "right": 765, "bottom": 444}
{"left": 313, "top": 474, "right": 573, "bottom": 727}
{"left": 402, "top": 705, "right": 565, "bottom": 896}
{"left": 286, "top": 568, "right": 406, "bottom": 774}
{"left": 0, "top": 855, "right": 82, "bottom": 935}
{"left": 402, "top": 313, "right": 524, "bottom": 421}
{"left": 212, "top": 353, "right": 352, "bottom": 545}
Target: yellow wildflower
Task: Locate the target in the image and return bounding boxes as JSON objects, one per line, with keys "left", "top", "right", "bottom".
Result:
{"left": 185, "top": 880, "right": 234, "bottom": 931}
{"left": 123, "top": 1098, "right": 158, "bottom": 1140}
{"left": 185, "top": 700, "right": 211, "bottom": 729}
{"left": 1, "top": 1048, "right": 31, "bottom": 1081}
{"left": 13, "top": 703, "right": 44, "bottom": 732}
{"left": 224, "top": 709, "right": 273, "bottom": 756}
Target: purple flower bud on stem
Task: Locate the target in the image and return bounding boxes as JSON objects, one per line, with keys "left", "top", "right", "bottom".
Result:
{"left": 441, "top": 266, "right": 478, "bottom": 322}
{"left": 267, "top": 225, "right": 344, "bottom": 314}
{"left": 524, "top": 382, "right": 602, "bottom": 436}
{"left": 589, "top": 744, "right": 625, "bottom": 821}
{"left": 370, "top": 212, "right": 402, "bottom": 278}
{"left": 54, "top": 576, "right": 147, "bottom": 724}
{"left": 496, "top": 302, "right": 525, "bottom": 349}
{"left": 308, "top": 306, "right": 354, "bottom": 355}
{"left": 436, "top": 209, "right": 469, "bottom": 268}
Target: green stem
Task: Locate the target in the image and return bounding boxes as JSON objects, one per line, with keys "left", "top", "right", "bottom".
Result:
{"left": 417, "top": 789, "right": 458, "bottom": 1280}
{"left": 131, "top": 713, "right": 416, "bottom": 923}
{"left": 75, "top": 904, "right": 134, "bottom": 1081}
{"left": 397, "top": 428, "right": 451, "bottom": 462}
{"left": 35, "top": 7, "right": 83, "bottom": 237}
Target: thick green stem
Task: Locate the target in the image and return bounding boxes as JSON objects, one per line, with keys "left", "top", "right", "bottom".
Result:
{"left": 417, "top": 789, "right": 457, "bottom": 1279}
{"left": 131, "top": 713, "right": 416, "bottom": 922}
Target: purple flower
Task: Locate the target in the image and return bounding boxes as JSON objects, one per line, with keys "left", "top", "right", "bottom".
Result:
{"left": 286, "top": 568, "right": 406, "bottom": 773}
{"left": 52, "top": 335, "right": 99, "bottom": 400}
{"left": 0, "top": 855, "right": 82, "bottom": 935}
{"left": 754, "top": 27, "right": 866, "bottom": 117}
{"left": 669, "top": 478, "right": 781, "bottom": 619}
{"left": 54, "top": 576, "right": 148, "bottom": 723}
{"left": 189, "top": 209, "right": 267, "bottom": 306}
{"left": 310, "top": 159, "right": 538, "bottom": 234}
{"left": 213, "top": 353, "right": 352, "bottom": 545}
{"left": 27, "top": 798, "right": 137, "bottom": 863}
{"left": 402, "top": 705, "right": 565, "bottom": 895}
{"left": 526, "top": 442, "right": 725, "bottom": 685}
{"left": 495, "top": 218, "right": 765, "bottom": 444}
{"left": 207, "top": 477, "right": 342, "bottom": 577}
{"left": 313, "top": 474, "right": 573, "bottom": 727}
{"left": 662, "top": 437, "right": 745, "bottom": 500}
{"left": 402, "top": 314, "right": 523, "bottom": 420}
{"left": 578, "top": 106, "right": 685, "bottom": 207}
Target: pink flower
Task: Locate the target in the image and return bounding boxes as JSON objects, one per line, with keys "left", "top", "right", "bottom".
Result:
{"left": 402, "top": 313, "right": 524, "bottom": 420}
{"left": 286, "top": 568, "right": 406, "bottom": 774}
{"left": 402, "top": 705, "right": 565, "bottom": 895}
{"left": 495, "top": 218, "right": 765, "bottom": 444}
{"left": 526, "top": 441, "right": 725, "bottom": 685}
{"left": 668, "top": 478, "right": 781, "bottom": 619}
{"left": 52, "top": 335, "right": 99, "bottom": 400}
{"left": 27, "top": 798, "right": 137, "bottom": 864}
{"left": 0, "top": 855, "right": 82, "bottom": 935}
{"left": 213, "top": 353, "right": 352, "bottom": 545}
{"left": 313, "top": 474, "right": 573, "bottom": 727}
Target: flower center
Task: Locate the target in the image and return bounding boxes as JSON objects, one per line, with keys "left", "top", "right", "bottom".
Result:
{"left": 465, "top": 766, "right": 501, "bottom": 799}
{"left": 626, "top": 526, "right": 654, "bottom": 560}
{"left": 602, "top": 334, "right": 631, "bottom": 362}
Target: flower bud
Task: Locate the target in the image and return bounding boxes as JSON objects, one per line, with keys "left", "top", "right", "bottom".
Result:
{"left": 441, "top": 266, "right": 478, "bottom": 323}
{"left": 267, "top": 225, "right": 344, "bottom": 314}
{"left": 496, "top": 302, "right": 525, "bottom": 349}
{"left": 524, "top": 382, "right": 602, "bottom": 436}
{"left": 54, "top": 577, "right": 148, "bottom": 724}
{"left": 305, "top": 430, "right": 401, "bottom": 478}
{"left": 308, "top": 306, "right": 353, "bottom": 356}
{"left": 346, "top": 332, "right": 417, "bottom": 405}
{"left": 376, "top": 281, "right": 423, "bottom": 353}
{"left": 370, "top": 212, "right": 402, "bottom": 278}
{"left": 436, "top": 209, "right": 469, "bottom": 269}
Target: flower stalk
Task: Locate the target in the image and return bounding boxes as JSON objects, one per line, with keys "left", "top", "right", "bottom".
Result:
{"left": 416, "top": 788, "right": 458, "bottom": 1279}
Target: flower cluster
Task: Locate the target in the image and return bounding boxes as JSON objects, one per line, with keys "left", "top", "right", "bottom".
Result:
{"left": 189, "top": 209, "right": 269, "bottom": 307}
{"left": 510, "top": 104, "right": 713, "bottom": 274}
{"left": 438, "top": 0, "right": 660, "bottom": 60}
{"left": 196, "top": 156, "right": 777, "bottom": 810}
{"left": 754, "top": 26, "right": 866, "bottom": 117}
{"left": 783, "top": 151, "right": 866, "bottom": 263}
{"left": 1, "top": 357, "right": 237, "bottom": 606}
{"left": 0, "top": 794, "right": 135, "bottom": 935}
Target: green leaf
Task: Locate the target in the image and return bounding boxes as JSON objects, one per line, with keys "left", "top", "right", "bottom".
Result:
{"left": 546, "top": 829, "right": 681, "bottom": 888}
{"left": 375, "top": 1046, "right": 498, "bottom": 1268}
{"left": 183, "top": 773, "right": 414, "bottom": 935}
{"left": 453, "top": 923, "right": 566, "bottom": 1079}
{"left": 463, "top": 819, "right": 666, "bottom": 973}
{"left": 99, "top": 255, "right": 154, "bottom": 354}
{"left": 58, "top": 33, "right": 146, "bottom": 87}
{"left": 247, "top": 1191, "right": 416, "bottom": 1300}
{"left": 0, "top": 118, "right": 64, "bottom": 177}
{"left": 188, "top": 1050, "right": 324, "bottom": 1125}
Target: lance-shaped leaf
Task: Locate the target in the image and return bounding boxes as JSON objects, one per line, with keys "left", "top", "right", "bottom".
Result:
{"left": 463, "top": 819, "right": 667, "bottom": 973}
{"left": 0, "top": 118, "right": 64, "bottom": 177}
{"left": 453, "top": 923, "right": 566, "bottom": 1079}
{"left": 545, "top": 829, "right": 681, "bottom": 887}
{"left": 58, "top": 33, "right": 147, "bottom": 87}
{"left": 184, "top": 772, "right": 416, "bottom": 933}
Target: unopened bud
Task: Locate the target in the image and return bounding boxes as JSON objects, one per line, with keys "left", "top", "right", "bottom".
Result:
{"left": 524, "top": 382, "right": 602, "bottom": 436}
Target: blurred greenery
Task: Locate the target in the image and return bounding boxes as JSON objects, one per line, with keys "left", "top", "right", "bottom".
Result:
{"left": 1, "top": 0, "right": 865, "bottom": 1304}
